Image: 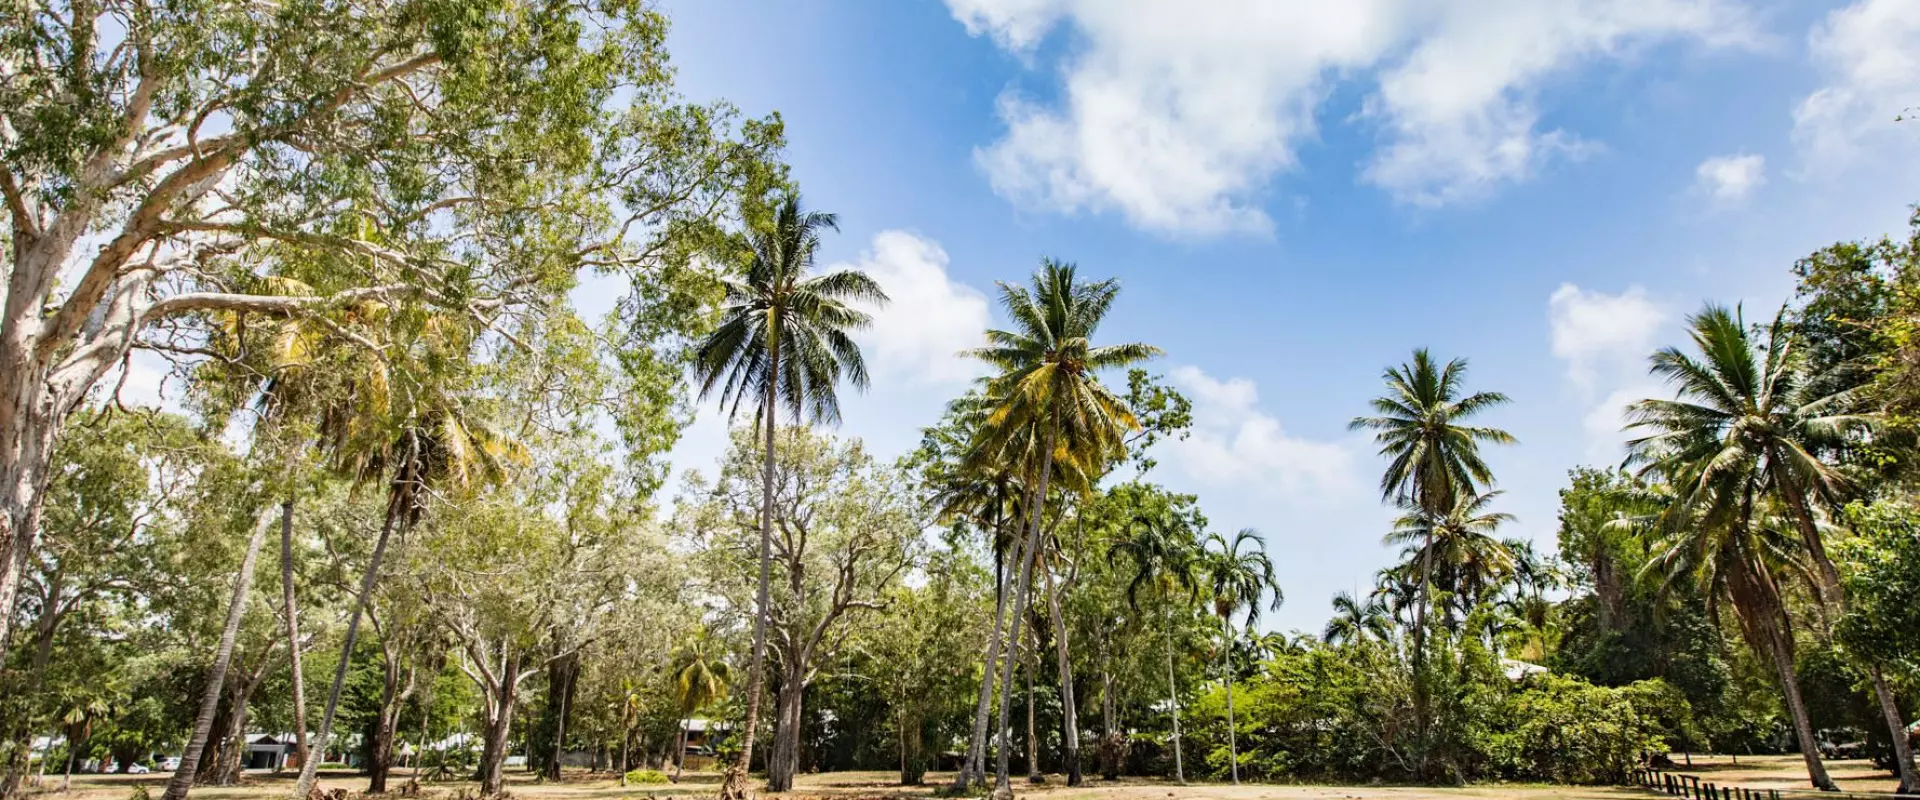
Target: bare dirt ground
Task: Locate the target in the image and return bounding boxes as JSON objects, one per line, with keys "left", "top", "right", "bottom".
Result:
{"left": 28, "top": 755, "right": 1904, "bottom": 800}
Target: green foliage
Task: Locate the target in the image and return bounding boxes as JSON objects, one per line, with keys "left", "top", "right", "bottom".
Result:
{"left": 624, "top": 768, "right": 670, "bottom": 784}
{"left": 1479, "top": 676, "right": 1674, "bottom": 784}
{"left": 1838, "top": 501, "right": 1920, "bottom": 674}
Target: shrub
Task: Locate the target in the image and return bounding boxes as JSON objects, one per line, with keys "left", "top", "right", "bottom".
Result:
{"left": 623, "top": 769, "right": 669, "bottom": 785}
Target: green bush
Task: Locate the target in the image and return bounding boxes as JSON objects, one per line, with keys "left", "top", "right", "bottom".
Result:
{"left": 1481, "top": 675, "right": 1670, "bottom": 784}
{"left": 1189, "top": 636, "right": 1672, "bottom": 786}
{"left": 623, "top": 769, "right": 670, "bottom": 785}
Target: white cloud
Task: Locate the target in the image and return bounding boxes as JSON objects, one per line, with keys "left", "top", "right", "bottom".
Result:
{"left": 1582, "top": 383, "right": 1663, "bottom": 464}
{"left": 841, "top": 231, "right": 991, "bottom": 386}
{"left": 1792, "top": 0, "right": 1920, "bottom": 167}
{"left": 949, "top": 0, "right": 1752, "bottom": 231}
{"left": 1159, "top": 365, "right": 1362, "bottom": 503}
{"left": 1548, "top": 283, "right": 1667, "bottom": 387}
{"left": 1365, "top": 0, "right": 1752, "bottom": 206}
{"left": 1694, "top": 153, "right": 1766, "bottom": 201}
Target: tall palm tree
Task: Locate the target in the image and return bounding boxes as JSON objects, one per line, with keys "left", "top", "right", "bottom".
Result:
{"left": 1349, "top": 349, "right": 1512, "bottom": 764}
{"left": 669, "top": 631, "right": 732, "bottom": 781}
{"left": 966, "top": 260, "right": 1158, "bottom": 796}
{"left": 691, "top": 193, "right": 885, "bottom": 800}
{"left": 1639, "top": 475, "right": 1835, "bottom": 790}
{"left": 1625, "top": 303, "right": 1913, "bottom": 790}
{"left": 1110, "top": 507, "right": 1200, "bottom": 785}
{"left": 1200, "top": 529, "right": 1280, "bottom": 785}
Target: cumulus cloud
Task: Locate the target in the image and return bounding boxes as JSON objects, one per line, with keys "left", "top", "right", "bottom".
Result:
{"left": 1793, "top": 0, "right": 1920, "bottom": 167}
{"left": 1694, "top": 153, "right": 1766, "bottom": 201}
{"left": 1582, "top": 383, "right": 1662, "bottom": 464}
{"left": 948, "top": 0, "right": 1752, "bottom": 231}
{"left": 841, "top": 231, "right": 991, "bottom": 386}
{"left": 1548, "top": 283, "right": 1667, "bottom": 387}
{"left": 1158, "top": 365, "right": 1362, "bottom": 503}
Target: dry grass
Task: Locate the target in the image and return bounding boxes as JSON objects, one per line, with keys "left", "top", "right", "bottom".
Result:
{"left": 25, "top": 755, "right": 1905, "bottom": 800}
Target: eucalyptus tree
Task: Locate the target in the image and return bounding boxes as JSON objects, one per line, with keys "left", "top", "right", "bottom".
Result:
{"left": 0, "top": 412, "right": 203, "bottom": 799}
{"left": 1626, "top": 303, "right": 1913, "bottom": 789}
{"left": 0, "top": 0, "right": 782, "bottom": 675}
{"left": 690, "top": 194, "right": 886, "bottom": 799}
{"left": 416, "top": 437, "right": 670, "bottom": 797}
{"left": 1349, "top": 349, "right": 1512, "bottom": 765}
{"left": 966, "top": 260, "right": 1158, "bottom": 794}
{"left": 679, "top": 426, "right": 921, "bottom": 792}
{"left": 1200, "top": 529, "right": 1281, "bottom": 785}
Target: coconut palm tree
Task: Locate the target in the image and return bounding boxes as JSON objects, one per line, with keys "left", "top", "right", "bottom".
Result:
{"left": 669, "top": 631, "right": 732, "bottom": 781}
{"left": 1639, "top": 476, "right": 1836, "bottom": 790}
{"left": 1626, "top": 303, "right": 1913, "bottom": 790}
{"left": 690, "top": 193, "right": 885, "bottom": 800}
{"left": 294, "top": 320, "right": 527, "bottom": 800}
{"left": 966, "top": 260, "right": 1158, "bottom": 795}
{"left": 1200, "top": 529, "right": 1280, "bottom": 785}
{"left": 1324, "top": 592, "right": 1393, "bottom": 645}
{"left": 1385, "top": 490, "right": 1516, "bottom": 627}
{"left": 1350, "top": 349, "right": 1513, "bottom": 763}
{"left": 1110, "top": 507, "right": 1201, "bottom": 785}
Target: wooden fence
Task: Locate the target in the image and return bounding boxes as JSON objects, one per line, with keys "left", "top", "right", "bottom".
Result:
{"left": 1633, "top": 768, "right": 1781, "bottom": 800}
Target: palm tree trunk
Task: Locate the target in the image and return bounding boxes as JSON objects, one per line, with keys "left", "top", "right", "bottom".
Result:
{"left": 293, "top": 486, "right": 405, "bottom": 800}
{"left": 955, "top": 517, "right": 1014, "bottom": 792}
{"left": 1039, "top": 550, "right": 1082, "bottom": 785}
{"left": 1411, "top": 526, "right": 1436, "bottom": 778}
{"left": 1224, "top": 634, "right": 1239, "bottom": 785}
{"left": 1777, "top": 479, "right": 1918, "bottom": 791}
{"left": 1025, "top": 644, "right": 1040, "bottom": 783}
{"left": 162, "top": 506, "right": 272, "bottom": 800}
{"left": 993, "top": 416, "right": 1056, "bottom": 800}
{"left": 673, "top": 721, "right": 686, "bottom": 782}
{"left": 1766, "top": 619, "right": 1836, "bottom": 791}
{"left": 279, "top": 493, "right": 310, "bottom": 772}
{"left": 1162, "top": 604, "right": 1184, "bottom": 785}
{"left": 724, "top": 357, "right": 781, "bottom": 800}
{"left": 1868, "top": 665, "right": 1918, "bottom": 792}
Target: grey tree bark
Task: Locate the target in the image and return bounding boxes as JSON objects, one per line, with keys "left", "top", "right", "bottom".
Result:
{"left": 161, "top": 507, "right": 272, "bottom": 800}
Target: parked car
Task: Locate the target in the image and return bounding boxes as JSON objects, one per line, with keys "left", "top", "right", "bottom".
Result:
{"left": 126, "top": 764, "right": 151, "bottom": 774}
{"left": 159, "top": 757, "right": 181, "bottom": 771}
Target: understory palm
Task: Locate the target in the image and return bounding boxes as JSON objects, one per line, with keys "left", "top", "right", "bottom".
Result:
{"left": 691, "top": 193, "right": 885, "bottom": 798}
{"left": 1201, "top": 528, "right": 1280, "bottom": 785}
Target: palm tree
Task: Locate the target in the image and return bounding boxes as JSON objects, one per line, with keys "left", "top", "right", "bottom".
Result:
{"left": 159, "top": 503, "right": 274, "bottom": 800}
{"left": 1626, "top": 303, "right": 1913, "bottom": 790}
{"left": 1200, "top": 529, "right": 1280, "bottom": 785}
{"left": 966, "top": 260, "right": 1158, "bottom": 795}
{"left": 1110, "top": 507, "right": 1201, "bottom": 785}
{"left": 1385, "top": 490, "right": 1516, "bottom": 627}
{"left": 1323, "top": 592, "right": 1392, "bottom": 645}
{"left": 1349, "top": 349, "right": 1512, "bottom": 765}
{"left": 294, "top": 323, "right": 527, "bottom": 800}
{"left": 669, "top": 631, "right": 732, "bottom": 782}
{"left": 1639, "top": 476, "right": 1836, "bottom": 790}
{"left": 690, "top": 193, "right": 885, "bottom": 800}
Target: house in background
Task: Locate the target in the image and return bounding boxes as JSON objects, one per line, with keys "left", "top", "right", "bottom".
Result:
{"left": 244, "top": 734, "right": 296, "bottom": 770}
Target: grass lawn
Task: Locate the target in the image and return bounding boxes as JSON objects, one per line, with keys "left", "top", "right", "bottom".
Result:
{"left": 26, "top": 756, "right": 1903, "bottom": 800}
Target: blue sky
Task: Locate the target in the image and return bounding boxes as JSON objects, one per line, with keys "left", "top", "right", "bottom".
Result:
{"left": 635, "top": 0, "right": 1920, "bottom": 635}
